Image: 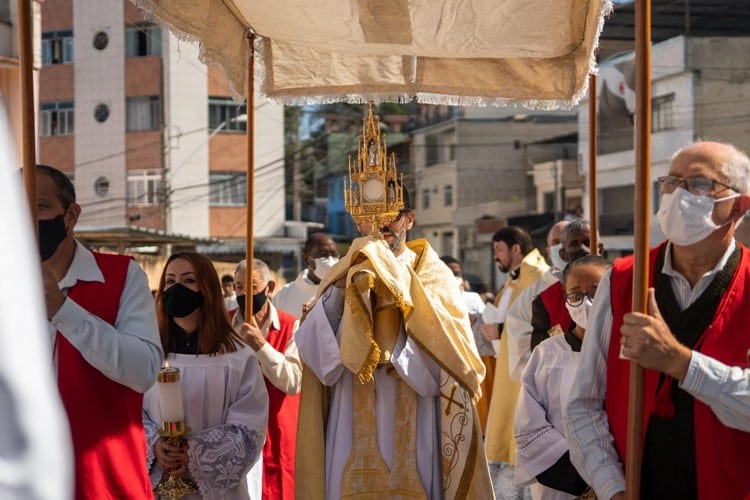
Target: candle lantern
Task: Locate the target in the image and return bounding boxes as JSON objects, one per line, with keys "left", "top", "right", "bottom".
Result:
{"left": 153, "top": 363, "right": 198, "bottom": 499}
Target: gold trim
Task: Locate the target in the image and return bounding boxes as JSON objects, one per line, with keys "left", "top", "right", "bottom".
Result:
{"left": 158, "top": 420, "right": 191, "bottom": 438}
{"left": 157, "top": 367, "right": 180, "bottom": 383}
{"left": 344, "top": 101, "right": 405, "bottom": 237}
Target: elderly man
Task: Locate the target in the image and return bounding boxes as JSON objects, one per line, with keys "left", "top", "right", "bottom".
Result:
{"left": 234, "top": 259, "right": 302, "bottom": 500}
{"left": 506, "top": 219, "right": 606, "bottom": 380}
{"left": 505, "top": 220, "right": 570, "bottom": 381}
{"left": 566, "top": 141, "right": 750, "bottom": 499}
{"left": 37, "top": 164, "right": 162, "bottom": 499}
{"left": 273, "top": 232, "right": 339, "bottom": 318}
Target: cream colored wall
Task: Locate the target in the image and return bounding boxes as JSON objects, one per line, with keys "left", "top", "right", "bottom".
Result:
{"left": 128, "top": 254, "right": 287, "bottom": 294}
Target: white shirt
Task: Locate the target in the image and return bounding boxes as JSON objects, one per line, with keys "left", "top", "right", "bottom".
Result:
{"left": 515, "top": 334, "right": 582, "bottom": 500}
{"left": 565, "top": 240, "right": 750, "bottom": 500}
{"left": 272, "top": 268, "right": 319, "bottom": 318}
{"left": 506, "top": 268, "right": 561, "bottom": 380}
{"left": 143, "top": 347, "right": 268, "bottom": 499}
{"left": 225, "top": 293, "right": 239, "bottom": 312}
{"left": 462, "top": 289, "right": 495, "bottom": 357}
{"left": 49, "top": 240, "right": 163, "bottom": 393}
{"left": 1, "top": 137, "right": 72, "bottom": 500}
{"left": 233, "top": 302, "right": 302, "bottom": 395}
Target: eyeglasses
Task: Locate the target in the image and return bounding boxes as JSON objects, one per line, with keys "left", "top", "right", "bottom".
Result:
{"left": 565, "top": 290, "right": 596, "bottom": 307}
{"left": 657, "top": 175, "right": 738, "bottom": 197}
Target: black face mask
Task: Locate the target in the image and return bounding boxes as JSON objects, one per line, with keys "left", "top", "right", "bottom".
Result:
{"left": 162, "top": 283, "right": 204, "bottom": 318}
{"left": 567, "top": 248, "right": 591, "bottom": 264}
{"left": 38, "top": 214, "right": 67, "bottom": 261}
{"left": 236, "top": 289, "right": 267, "bottom": 319}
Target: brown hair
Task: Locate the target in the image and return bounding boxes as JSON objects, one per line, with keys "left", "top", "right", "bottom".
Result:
{"left": 155, "top": 252, "right": 241, "bottom": 356}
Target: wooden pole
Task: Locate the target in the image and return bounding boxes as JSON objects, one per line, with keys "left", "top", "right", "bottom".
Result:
{"left": 19, "top": 0, "right": 38, "bottom": 229}
{"left": 626, "top": 0, "right": 652, "bottom": 498}
{"left": 245, "top": 32, "right": 256, "bottom": 326}
{"left": 588, "top": 73, "right": 598, "bottom": 254}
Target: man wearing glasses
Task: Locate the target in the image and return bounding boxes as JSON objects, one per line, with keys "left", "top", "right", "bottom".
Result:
{"left": 566, "top": 141, "right": 750, "bottom": 499}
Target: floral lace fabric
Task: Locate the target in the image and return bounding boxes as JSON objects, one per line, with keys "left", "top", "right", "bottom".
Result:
{"left": 144, "top": 412, "right": 263, "bottom": 499}
{"left": 187, "top": 424, "right": 264, "bottom": 498}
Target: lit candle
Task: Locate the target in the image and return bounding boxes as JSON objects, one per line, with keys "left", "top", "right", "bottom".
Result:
{"left": 157, "top": 363, "right": 184, "bottom": 423}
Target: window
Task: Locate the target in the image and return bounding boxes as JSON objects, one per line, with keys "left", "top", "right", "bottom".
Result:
{"left": 209, "top": 98, "right": 247, "bottom": 132}
{"left": 0, "top": 0, "right": 10, "bottom": 24}
{"left": 93, "top": 31, "right": 109, "bottom": 50}
{"left": 42, "top": 31, "right": 74, "bottom": 65}
{"left": 444, "top": 185, "right": 453, "bottom": 206}
{"left": 127, "top": 170, "right": 162, "bottom": 206}
{"left": 543, "top": 192, "right": 555, "bottom": 213}
{"left": 126, "top": 25, "right": 161, "bottom": 57}
{"left": 652, "top": 93, "right": 675, "bottom": 132}
{"left": 94, "top": 177, "right": 110, "bottom": 197}
{"left": 126, "top": 96, "right": 161, "bottom": 131}
{"left": 441, "top": 231, "right": 454, "bottom": 256}
{"left": 421, "top": 189, "right": 430, "bottom": 209}
{"left": 597, "top": 185, "right": 635, "bottom": 236}
{"left": 425, "top": 128, "right": 455, "bottom": 166}
{"left": 210, "top": 172, "right": 246, "bottom": 206}
{"left": 448, "top": 143, "right": 456, "bottom": 161}
{"left": 40, "top": 101, "right": 74, "bottom": 136}
{"left": 425, "top": 134, "right": 439, "bottom": 166}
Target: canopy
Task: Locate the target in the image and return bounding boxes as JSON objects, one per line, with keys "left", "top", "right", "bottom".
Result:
{"left": 135, "top": 0, "right": 610, "bottom": 107}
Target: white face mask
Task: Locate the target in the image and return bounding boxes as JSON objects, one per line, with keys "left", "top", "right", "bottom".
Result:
{"left": 455, "top": 276, "right": 465, "bottom": 290}
{"left": 565, "top": 296, "right": 593, "bottom": 330}
{"left": 656, "top": 187, "right": 739, "bottom": 246}
{"left": 549, "top": 243, "right": 566, "bottom": 270}
{"left": 313, "top": 256, "right": 338, "bottom": 280}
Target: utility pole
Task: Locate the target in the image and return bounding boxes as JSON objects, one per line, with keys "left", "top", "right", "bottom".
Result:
{"left": 292, "top": 107, "right": 302, "bottom": 221}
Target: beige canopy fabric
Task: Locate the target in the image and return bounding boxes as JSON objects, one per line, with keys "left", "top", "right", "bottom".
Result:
{"left": 135, "top": 0, "right": 611, "bottom": 108}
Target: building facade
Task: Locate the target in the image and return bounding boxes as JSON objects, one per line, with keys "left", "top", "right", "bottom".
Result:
{"left": 578, "top": 35, "right": 750, "bottom": 254}
{"left": 410, "top": 113, "right": 578, "bottom": 290}
{"left": 38, "top": 0, "right": 284, "bottom": 242}
{"left": 0, "top": 0, "right": 42, "bottom": 160}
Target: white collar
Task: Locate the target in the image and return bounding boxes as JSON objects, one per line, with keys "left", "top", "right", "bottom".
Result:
{"left": 295, "top": 269, "right": 320, "bottom": 292}
{"left": 259, "top": 301, "right": 281, "bottom": 334}
{"left": 395, "top": 246, "right": 416, "bottom": 267}
{"left": 58, "top": 240, "right": 105, "bottom": 290}
{"left": 662, "top": 239, "right": 736, "bottom": 280}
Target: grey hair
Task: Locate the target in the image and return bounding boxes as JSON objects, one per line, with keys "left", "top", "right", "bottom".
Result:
{"left": 561, "top": 219, "right": 600, "bottom": 244}
{"left": 670, "top": 141, "right": 750, "bottom": 194}
{"left": 722, "top": 145, "right": 750, "bottom": 194}
{"left": 234, "top": 258, "right": 272, "bottom": 284}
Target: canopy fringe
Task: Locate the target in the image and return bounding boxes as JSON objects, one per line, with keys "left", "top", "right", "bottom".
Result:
{"left": 263, "top": 92, "right": 578, "bottom": 111}
{"left": 132, "top": 0, "right": 248, "bottom": 102}
{"left": 132, "top": 0, "right": 613, "bottom": 109}
{"left": 569, "top": 0, "right": 614, "bottom": 106}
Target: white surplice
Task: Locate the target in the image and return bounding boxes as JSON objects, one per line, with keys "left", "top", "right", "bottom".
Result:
{"left": 272, "top": 268, "right": 318, "bottom": 319}
{"left": 296, "top": 280, "right": 444, "bottom": 499}
{"left": 514, "top": 334, "right": 582, "bottom": 500}
{"left": 143, "top": 346, "right": 269, "bottom": 499}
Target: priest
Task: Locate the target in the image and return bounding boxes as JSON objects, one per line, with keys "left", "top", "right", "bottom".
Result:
{"left": 294, "top": 103, "right": 492, "bottom": 500}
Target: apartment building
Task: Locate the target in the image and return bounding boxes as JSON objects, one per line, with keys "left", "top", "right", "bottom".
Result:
{"left": 410, "top": 112, "right": 578, "bottom": 289}
{"left": 38, "top": 0, "right": 284, "bottom": 245}
{"left": 0, "top": 0, "right": 41, "bottom": 159}
{"left": 578, "top": 35, "right": 750, "bottom": 254}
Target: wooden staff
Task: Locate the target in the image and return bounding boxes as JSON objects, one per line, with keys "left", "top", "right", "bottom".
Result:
{"left": 588, "top": 72, "right": 598, "bottom": 254}
{"left": 626, "top": 0, "right": 652, "bottom": 497}
{"left": 19, "top": 0, "right": 38, "bottom": 229}
{"left": 245, "top": 32, "right": 256, "bottom": 326}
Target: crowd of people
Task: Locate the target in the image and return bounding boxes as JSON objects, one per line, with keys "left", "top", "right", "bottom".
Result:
{"left": 6, "top": 139, "right": 750, "bottom": 499}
